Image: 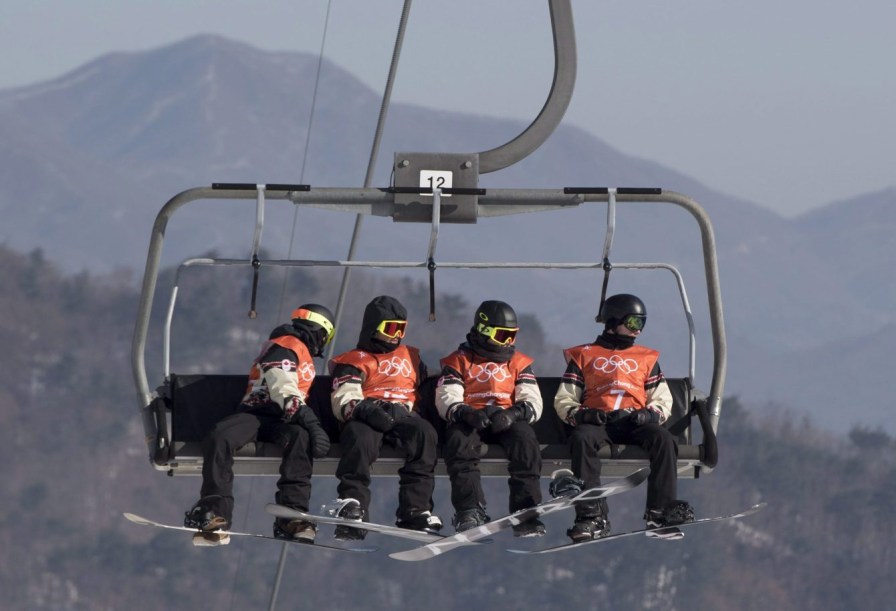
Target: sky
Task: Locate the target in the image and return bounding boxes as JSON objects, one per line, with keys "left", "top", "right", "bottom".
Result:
{"left": 2, "top": 0, "right": 894, "bottom": 218}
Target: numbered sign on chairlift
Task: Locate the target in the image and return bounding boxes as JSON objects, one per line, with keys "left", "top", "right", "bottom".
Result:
{"left": 419, "top": 170, "right": 452, "bottom": 197}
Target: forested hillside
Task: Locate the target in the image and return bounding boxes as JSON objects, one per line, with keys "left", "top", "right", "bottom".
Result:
{"left": 2, "top": 244, "right": 894, "bottom": 610}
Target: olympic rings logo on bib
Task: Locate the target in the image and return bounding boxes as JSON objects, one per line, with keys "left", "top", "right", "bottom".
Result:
{"left": 593, "top": 355, "right": 639, "bottom": 374}
{"left": 378, "top": 357, "right": 413, "bottom": 378}
{"left": 297, "top": 362, "right": 316, "bottom": 382}
{"left": 471, "top": 362, "right": 511, "bottom": 383}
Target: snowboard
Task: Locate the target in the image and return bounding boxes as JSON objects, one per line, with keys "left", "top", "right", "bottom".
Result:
{"left": 123, "top": 512, "right": 376, "bottom": 553}
{"left": 388, "top": 468, "right": 648, "bottom": 561}
{"left": 507, "top": 502, "right": 767, "bottom": 554}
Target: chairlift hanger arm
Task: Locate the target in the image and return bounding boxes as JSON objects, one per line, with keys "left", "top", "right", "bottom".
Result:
{"left": 477, "top": 0, "right": 577, "bottom": 173}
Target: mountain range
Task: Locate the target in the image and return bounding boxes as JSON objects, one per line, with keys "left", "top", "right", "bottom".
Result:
{"left": 2, "top": 34, "right": 893, "bottom": 434}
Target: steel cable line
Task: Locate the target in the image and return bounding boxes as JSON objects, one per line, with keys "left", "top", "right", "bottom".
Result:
{"left": 267, "top": 4, "right": 413, "bottom": 606}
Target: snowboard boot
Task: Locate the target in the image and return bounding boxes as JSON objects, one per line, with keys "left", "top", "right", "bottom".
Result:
{"left": 549, "top": 469, "right": 584, "bottom": 499}
{"left": 184, "top": 499, "right": 231, "bottom": 547}
{"left": 512, "top": 517, "right": 547, "bottom": 538}
{"left": 567, "top": 515, "right": 611, "bottom": 543}
{"left": 567, "top": 500, "right": 610, "bottom": 543}
{"left": 664, "top": 500, "right": 696, "bottom": 525}
{"left": 184, "top": 502, "right": 230, "bottom": 531}
{"left": 273, "top": 517, "right": 317, "bottom": 543}
{"left": 396, "top": 510, "right": 444, "bottom": 532}
{"left": 644, "top": 500, "right": 694, "bottom": 540}
{"left": 333, "top": 500, "right": 368, "bottom": 541}
{"left": 451, "top": 506, "right": 490, "bottom": 533}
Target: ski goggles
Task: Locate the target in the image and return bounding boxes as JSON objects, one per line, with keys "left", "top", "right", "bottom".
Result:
{"left": 376, "top": 319, "right": 407, "bottom": 339}
{"left": 476, "top": 323, "right": 519, "bottom": 345}
{"left": 621, "top": 314, "right": 646, "bottom": 332}
{"left": 291, "top": 308, "right": 335, "bottom": 344}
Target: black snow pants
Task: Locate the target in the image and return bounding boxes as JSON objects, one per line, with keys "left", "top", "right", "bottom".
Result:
{"left": 199, "top": 407, "right": 314, "bottom": 521}
{"left": 569, "top": 420, "right": 679, "bottom": 517}
{"left": 444, "top": 420, "right": 543, "bottom": 515}
{"left": 335, "top": 415, "right": 438, "bottom": 521}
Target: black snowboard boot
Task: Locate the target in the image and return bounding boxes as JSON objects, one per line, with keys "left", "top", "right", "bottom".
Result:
{"left": 567, "top": 515, "right": 611, "bottom": 542}
{"left": 645, "top": 500, "right": 695, "bottom": 527}
{"left": 273, "top": 518, "right": 317, "bottom": 543}
{"left": 512, "top": 517, "right": 547, "bottom": 538}
{"left": 396, "top": 509, "right": 444, "bottom": 532}
{"left": 451, "top": 506, "right": 490, "bottom": 533}
{"left": 185, "top": 497, "right": 231, "bottom": 547}
{"left": 184, "top": 498, "right": 230, "bottom": 532}
{"left": 549, "top": 469, "right": 584, "bottom": 499}
{"left": 644, "top": 500, "right": 694, "bottom": 540}
{"left": 334, "top": 500, "right": 368, "bottom": 541}
{"left": 567, "top": 499, "right": 610, "bottom": 543}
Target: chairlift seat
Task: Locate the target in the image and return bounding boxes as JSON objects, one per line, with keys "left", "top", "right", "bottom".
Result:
{"left": 156, "top": 373, "right": 709, "bottom": 479}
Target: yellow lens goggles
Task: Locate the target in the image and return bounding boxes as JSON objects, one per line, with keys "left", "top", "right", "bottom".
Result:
{"left": 376, "top": 319, "right": 407, "bottom": 339}
{"left": 476, "top": 323, "right": 518, "bottom": 345}
{"left": 292, "top": 308, "right": 335, "bottom": 344}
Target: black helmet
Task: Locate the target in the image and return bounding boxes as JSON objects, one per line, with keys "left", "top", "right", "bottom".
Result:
{"left": 473, "top": 300, "right": 519, "bottom": 346}
{"left": 597, "top": 294, "right": 646, "bottom": 329}
{"left": 475, "top": 300, "right": 517, "bottom": 329}
{"left": 291, "top": 303, "right": 336, "bottom": 345}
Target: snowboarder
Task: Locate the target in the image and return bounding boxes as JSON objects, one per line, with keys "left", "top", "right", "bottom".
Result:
{"left": 328, "top": 296, "right": 441, "bottom": 540}
{"left": 435, "top": 300, "right": 546, "bottom": 537}
{"left": 184, "top": 304, "right": 335, "bottom": 545}
{"left": 554, "top": 293, "right": 695, "bottom": 542}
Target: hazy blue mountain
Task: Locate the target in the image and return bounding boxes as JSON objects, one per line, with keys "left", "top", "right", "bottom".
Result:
{"left": 792, "top": 186, "right": 896, "bottom": 313}
{"left": 1, "top": 35, "right": 891, "bottom": 433}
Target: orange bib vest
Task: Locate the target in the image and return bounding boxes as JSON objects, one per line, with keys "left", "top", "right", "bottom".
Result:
{"left": 440, "top": 350, "right": 534, "bottom": 409}
{"left": 329, "top": 345, "right": 422, "bottom": 406}
{"left": 242, "top": 335, "right": 316, "bottom": 401}
{"left": 562, "top": 343, "right": 659, "bottom": 412}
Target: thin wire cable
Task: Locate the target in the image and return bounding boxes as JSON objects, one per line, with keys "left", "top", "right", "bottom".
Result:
{"left": 326, "top": 0, "right": 414, "bottom": 359}
{"left": 269, "top": 2, "right": 412, "bottom": 607}
{"left": 225, "top": 495, "right": 255, "bottom": 611}
{"left": 277, "top": 1, "right": 335, "bottom": 322}
{"left": 266, "top": 4, "right": 334, "bottom": 610}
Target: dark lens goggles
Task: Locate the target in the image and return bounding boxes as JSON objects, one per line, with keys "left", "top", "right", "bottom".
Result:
{"left": 476, "top": 323, "right": 518, "bottom": 345}
{"left": 376, "top": 319, "right": 407, "bottom": 339}
{"left": 621, "top": 314, "right": 646, "bottom": 332}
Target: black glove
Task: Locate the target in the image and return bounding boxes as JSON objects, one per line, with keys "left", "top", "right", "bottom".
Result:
{"left": 489, "top": 409, "right": 517, "bottom": 434}
{"left": 282, "top": 396, "right": 330, "bottom": 458}
{"left": 511, "top": 401, "right": 536, "bottom": 423}
{"left": 605, "top": 408, "right": 634, "bottom": 424}
{"left": 491, "top": 401, "right": 538, "bottom": 433}
{"left": 284, "top": 398, "right": 330, "bottom": 458}
{"left": 631, "top": 408, "right": 661, "bottom": 426}
{"left": 574, "top": 408, "right": 607, "bottom": 426}
{"left": 452, "top": 404, "right": 490, "bottom": 431}
{"left": 351, "top": 399, "right": 395, "bottom": 432}
{"left": 483, "top": 405, "right": 503, "bottom": 419}
{"left": 282, "top": 396, "right": 304, "bottom": 422}
{"left": 383, "top": 402, "right": 412, "bottom": 422}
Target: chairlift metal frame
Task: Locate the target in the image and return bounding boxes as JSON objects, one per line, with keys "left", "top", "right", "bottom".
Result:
{"left": 131, "top": 183, "right": 726, "bottom": 478}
